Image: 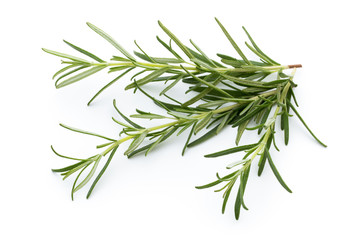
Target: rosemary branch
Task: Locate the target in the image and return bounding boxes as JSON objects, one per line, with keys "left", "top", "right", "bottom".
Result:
{"left": 46, "top": 19, "right": 326, "bottom": 219}
{"left": 100, "top": 88, "right": 279, "bottom": 157}
{"left": 43, "top": 18, "right": 301, "bottom": 106}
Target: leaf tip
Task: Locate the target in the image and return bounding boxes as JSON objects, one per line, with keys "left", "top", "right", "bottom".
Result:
{"left": 86, "top": 192, "right": 91, "bottom": 199}
{"left": 124, "top": 84, "right": 132, "bottom": 91}
{"left": 42, "top": 48, "right": 51, "bottom": 54}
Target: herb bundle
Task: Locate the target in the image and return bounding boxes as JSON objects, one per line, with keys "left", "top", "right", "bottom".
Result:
{"left": 44, "top": 18, "right": 326, "bottom": 219}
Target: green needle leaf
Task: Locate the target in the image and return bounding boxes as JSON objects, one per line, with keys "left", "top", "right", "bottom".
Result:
{"left": 42, "top": 48, "right": 90, "bottom": 63}
{"left": 195, "top": 179, "right": 223, "bottom": 189}
{"left": 222, "top": 182, "right": 234, "bottom": 214}
{"left": 63, "top": 40, "right": 104, "bottom": 63}
{"left": 257, "top": 153, "right": 266, "bottom": 176}
{"left": 244, "top": 42, "right": 274, "bottom": 66}
{"left": 220, "top": 73, "right": 270, "bottom": 88}
{"left": 61, "top": 160, "right": 93, "bottom": 180}
{"left": 87, "top": 68, "right": 134, "bottom": 105}
{"left": 127, "top": 127, "right": 178, "bottom": 158}
{"left": 113, "top": 99, "right": 144, "bottom": 129}
{"left": 124, "top": 130, "right": 149, "bottom": 156}
{"left": 234, "top": 179, "right": 242, "bottom": 220}
{"left": 181, "top": 66, "right": 232, "bottom": 98}
{"left": 283, "top": 111, "right": 290, "bottom": 145}
{"left": 264, "top": 148, "right": 292, "bottom": 193}
{"left": 74, "top": 155, "right": 102, "bottom": 193}
{"left": 183, "top": 74, "right": 223, "bottom": 107}
{"left": 55, "top": 66, "right": 89, "bottom": 85}
{"left": 158, "top": 21, "right": 194, "bottom": 60}
{"left": 156, "top": 36, "right": 184, "bottom": 60}
{"left": 71, "top": 164, "right": 90, "bottom": 200}
{"left": 194, "top": 112, "right": 213, "bottom": 134}
{"left": 189, "top": 39, "right": 217, "bottom": 67}
{"left": 86, "top": 22, "right": 136, "bottom": 61}
{"left": 216, "top": 112, "right": 231, "bottom": 134}
{"left": 159, "top": 74, "right": 184, "bottom": 96}
{"left": 134, "top": 51, "right": 184, "bottom": 64}
{"left": 205, "top": 143, "right": 258, "bottom": 158}
{"left": 240, "top": 167, "right": 250, "bottom": 210}
{"left": 187, "top": 124, "right": 219, "bottom": 148}
{"left": 242, "top": 26, "right": 279, "bottom": 65}
{"left": 182, "top": 123, "right": 196, "bottom": 156}
{"left": 131, "top": 110, "right": 169, "bottom": 119}
{"left": 59, "top": 123, "right": 116, "bottom": 141}
{"left": 52, "top": 65, "right": 77, "bottom": 80}
{"left": 134, "top": 40, "right": 156, "bottom": 63}
{"left": 258, "top": 134, "right": 273, "bottom": 176}
{"left": 87, "top": 146, "right": 118, "bottom": 198}
{"left": 125, "top": 67, "right": 170, "bottom": 90}
{"left": 52, "top": 161, "right": 87, "bottom": 173}
{"left": 132, "top": 81, "right": 171, "bottom": 112}
{"left": 235, "top": 119, "right": 250, "bottom": 145}
{"left": 287, "top": 101, "right": 327, "bottom": 147}
{"left": 146, "top": 127, "right": 174, "bottom": 156}
{"left": 56, "top": 65, "right": 107, "bottom": 88}
{"left": 51, "top": 145, "right": 87, "bottom": 161}
{"left": 214, "top": 18, "right": 250, "bottom": 65}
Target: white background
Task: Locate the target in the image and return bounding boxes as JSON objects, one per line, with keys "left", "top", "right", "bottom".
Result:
{"left": 1, "top": 0, "right": 359, "bottom": 239}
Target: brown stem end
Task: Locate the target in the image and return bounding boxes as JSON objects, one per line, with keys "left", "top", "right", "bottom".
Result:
{"left": 288, "top": 64, "right": 302, "bottom": 69}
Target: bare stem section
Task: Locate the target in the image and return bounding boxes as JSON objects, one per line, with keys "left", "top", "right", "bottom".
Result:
{"left": 288, "top": 64, "right": 302, "bottom": 68}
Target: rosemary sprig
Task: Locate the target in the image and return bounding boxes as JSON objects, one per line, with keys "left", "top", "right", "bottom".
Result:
{"left": 51, "top": 84, "right": 276, "bottom": 199}
{"left": 46, "top": 19, "right": 326, "bottom": 219}
{"left": 196, "top": 69, "right": 326, "bottom": 219}
{"left": 43, "top": 18, "right": 300, "bottom": 107}
{"left": 51, "top": 72, "right": 324, "bottom": 215}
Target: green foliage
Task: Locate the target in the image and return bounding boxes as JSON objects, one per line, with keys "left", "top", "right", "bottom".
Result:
{"left": 43, "top": 18, "right": 293, "bottom": 105}
{"left": 45, "top": 19, "right": 326, "bottom": 219}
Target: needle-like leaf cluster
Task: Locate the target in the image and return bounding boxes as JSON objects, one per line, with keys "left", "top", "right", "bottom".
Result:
{"left": 44, "top": 18, "right": 326, "bottom": 219}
